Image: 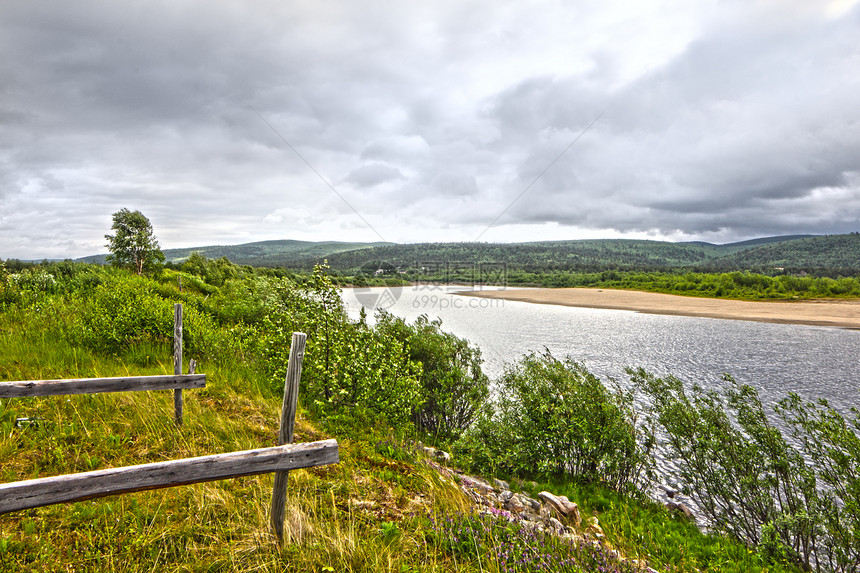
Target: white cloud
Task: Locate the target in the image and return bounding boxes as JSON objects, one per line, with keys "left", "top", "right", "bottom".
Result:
{"left": 1, "top": 0, "right": 859, "bottom": 259}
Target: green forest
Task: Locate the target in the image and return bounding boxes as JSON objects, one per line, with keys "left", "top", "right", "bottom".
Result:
{"left": 68, "top": 233, "right": 860, "bottom": 278}
{"left": 1, "top": 256, "right": 858, "bottom": 572}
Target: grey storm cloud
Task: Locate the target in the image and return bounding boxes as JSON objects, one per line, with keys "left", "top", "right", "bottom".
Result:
{"left": 344, "top": 163, "right": 406, "bottom": 188}
{"left": 2, "top": 0, "right": 860, "bottom": 258}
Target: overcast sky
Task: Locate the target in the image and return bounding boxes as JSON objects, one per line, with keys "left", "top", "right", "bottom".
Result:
{"left": 2, "top": 0, "right": 859, "bottom": 259}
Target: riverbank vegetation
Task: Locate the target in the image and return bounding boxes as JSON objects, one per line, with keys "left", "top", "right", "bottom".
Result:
{"left": 1, "top": 258, "right": 857, "bottom": 571}
{"left": 499, "top": 269, "right": 860, "bottom": 300}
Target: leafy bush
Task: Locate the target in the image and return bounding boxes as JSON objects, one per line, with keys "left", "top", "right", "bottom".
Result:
{"left": 375, "top": 312, "right": 489, "bottom": 443}
{"left": 258, "top": 265, "right": 422, "bottom": 429}
{"left": 457, "top": 351, "right": 654, "bottom": 493}
{"left": 776, "top": 394, "right": 860, "bottom": 573}
{"left": 72, "top": 274, "right": 173, "bottom": 353}
{"left": 180, "top": 253, "right": 242, "bottom": 287}
{"left": 59, "top": 272, "right": 220, "bottom": 361}
{"left": 633, "top": 370, "right": 860, "bottom": 572}
{"left": 632, "top": 370, "right": 817, "bottom": 568}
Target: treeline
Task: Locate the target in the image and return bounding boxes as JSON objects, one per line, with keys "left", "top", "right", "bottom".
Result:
{"left": 320, "top": 239, "right": 717, "bottom": 271}
{"left": 702, "top": 233, "right": 860, "bottom": 272}
{"left": 314, "top": 233, "right": 860, "bottom": 276}
{"left": 500, "top": 270, "right": 860, "bottom": 300}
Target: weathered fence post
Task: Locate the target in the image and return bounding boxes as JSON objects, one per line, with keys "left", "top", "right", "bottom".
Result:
{"left": 174, "top": 303, "right": 183, "bottom": 426}
{"left": 270, "top": 332, "right": 307, "bottom": 543}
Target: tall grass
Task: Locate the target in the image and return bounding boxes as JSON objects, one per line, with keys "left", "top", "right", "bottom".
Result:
{"left": 0, "top": 264, "right": 812, "bottom": 572}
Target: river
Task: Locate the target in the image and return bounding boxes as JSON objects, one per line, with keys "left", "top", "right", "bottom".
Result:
{"left": 342, "top": 285, "right": 860, "bottom": 415}
{"left": 343, "top": 284, "right": 860, "bottom": 514}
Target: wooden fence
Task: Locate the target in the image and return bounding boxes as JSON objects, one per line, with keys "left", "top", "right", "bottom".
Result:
{"left": 0, "top": 303, "right": 199, "bottom": 425}
{"left": 0, "top": 318, "right": 333, "bottom": 543}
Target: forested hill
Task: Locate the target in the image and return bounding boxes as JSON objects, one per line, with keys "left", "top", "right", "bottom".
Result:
{"left": 316, "top": 234, "right": 860, "bottom": 273}
{"left": 71, "top": 233, "right": 860, "bottom": 274}
{"left": 703, "top": 233, "right": 860, "bottom": 272}
{"left": 78, "top": 239, "right": 392, "bottom": 266}
{"left": 322, "top": 239, "right": 719, "bottom": 270}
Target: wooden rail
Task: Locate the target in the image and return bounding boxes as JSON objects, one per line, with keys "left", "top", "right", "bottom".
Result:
{"left": 0, "top": 303, "right": 200, "bottom": 424}
{"left": 0, "top": 374, "right": 205, "bottom": 399}
{"left": 0, "top": 327, "right": 326, "bottom": 544}
{"left": 0, "top": 439, "right": 338, "bottom": 515}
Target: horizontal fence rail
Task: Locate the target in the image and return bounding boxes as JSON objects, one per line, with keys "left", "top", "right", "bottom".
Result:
{"left": 0, "top": 438, "right": 339, "bottom": 515}
{"left": 0, "top": 374, "right": 206, "bottom": 399}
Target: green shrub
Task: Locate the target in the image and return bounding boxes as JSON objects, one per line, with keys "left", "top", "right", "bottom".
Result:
{"left": 257, "top": 265, "right": 422, "bottom": 429}
{"left": 776, "top": 394, "right": 860, "bottom": 572}
{"left": 73, "top": 274, "right": 173, "bottom": 353}
{"left": 631, "top": 370, "right": 829, "bottom": 571}
{"left": 374, "top": 312, "right": 489, "bottom": 444}
{"left": 457, "top": 350, "right": 654, "bottom": 493}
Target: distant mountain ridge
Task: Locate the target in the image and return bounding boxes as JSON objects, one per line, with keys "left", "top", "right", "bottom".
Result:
{"left": 318, "top": 235, "right": 849, "bottom": 273}
{"left": 77, "top": 239, "right": 394, "bottom": 266}
{"left": 702, "top": 233, "right": 860, "bottom": 271}
{"left": 74, "top": 233, "right": 860, "bottom": 273}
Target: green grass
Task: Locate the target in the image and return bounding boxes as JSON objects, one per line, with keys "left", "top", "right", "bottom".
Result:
{"left": 0, "top": 272, "right": 806, "bottom": 572}
{"left": 519, "top": 479, "right": 801, "bottom": 573}
{"left": 0, "top": 313, "right": 474, "bottom": 572}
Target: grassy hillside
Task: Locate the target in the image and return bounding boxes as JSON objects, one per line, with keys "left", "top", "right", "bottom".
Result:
{"left": 0, "top": 261, "right": 820, "bottom": 572}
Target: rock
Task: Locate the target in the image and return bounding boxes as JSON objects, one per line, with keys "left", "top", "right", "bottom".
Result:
{"left": 460, "top": 475, "right": 495, "bottom": 494}
{"left": 522, "top": 511, "right": 542, "bottom": 523}
{"left": 504, "top": 495, "right": 525, "bottom": 514}
{"left": 666, "top": 501, "right": 695, "bottom": 520}
{"left": 586, "top": 516, "right": 604, "bottom": 539}
{"left": 539, "top": 504, "right": 551, "bottom": 522}
{"left": 559, "top": 531, "right": 583, "bottom": 546}
{"left": 516, "top": 493, "right": 541, "bottom": 512}
{"left": 548, "top": 517, "right": 566, "bottom": 535}
{"left": 422, "top": 446, "right": 451, "bottom": 464}
{"left": 658, "top": 484, "right": 676, "bottom": 499}
{"left": 348, "top": 499, "right": 378, "bottom": 511}
{"left": 538, "top": 491, "right": 582, "bottom": 527}
{"left": 493, "top": 478, "right": 510, "bottom": 492}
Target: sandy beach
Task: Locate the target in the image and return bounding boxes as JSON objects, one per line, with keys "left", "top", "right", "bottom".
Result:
{"left": 458, "top": 288, "right": 860, "bottom": 329}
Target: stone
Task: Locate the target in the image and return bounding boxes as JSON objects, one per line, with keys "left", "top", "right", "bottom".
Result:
{"left": 517, "top": 493, "right": 541, "bottom": 511}
{"left": 538, "top": 491, "right": 582, "bottom": 527}
{"left": 539, "top": 504, "right": 551, "bottom": 521}
{"left": 504, "top": 495, "right": 525, "bottom": 514}
{"left": 493, "top": 478, "right": 510, "bottom": 491}
{"left": 522, "top": 511, "right": 542, "bottom": 523}
{"left": 422, "top": 446, "right": 451, "bottom": 463}
{"left": 560, "top": 531, "right": 584, "bottom": 546}
{"left": 460, "top": 475, "right": 495, "bottom": 494}
{"left": 586, "top": 516, "right": 605, "bottom": 539}
{"left": 666, "top": 501, "right": 695, "bottom": 520}
{"left": 548, "top": 517, "right": 566, "bottom": 535}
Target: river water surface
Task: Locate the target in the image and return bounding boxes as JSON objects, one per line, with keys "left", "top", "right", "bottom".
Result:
{"left": 343, "top": 285, "right": 859, "bottom": 413}
{"left": 343, "top": 284, "right": 860, "bottom": 514}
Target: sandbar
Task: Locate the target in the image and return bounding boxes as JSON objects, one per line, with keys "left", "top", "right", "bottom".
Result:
{"left": 458, "top": 288, "right": 860, "bottom": 329}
